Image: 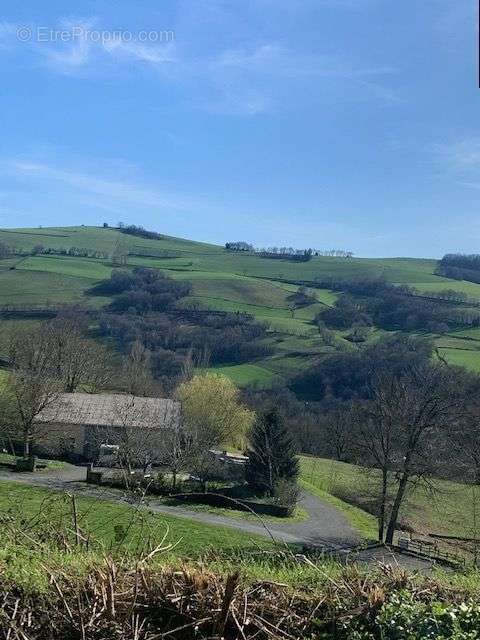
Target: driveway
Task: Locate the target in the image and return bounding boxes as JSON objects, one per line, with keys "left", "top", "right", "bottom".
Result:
{"left": 0, "top": 464, "right": 435, "bottom": 570}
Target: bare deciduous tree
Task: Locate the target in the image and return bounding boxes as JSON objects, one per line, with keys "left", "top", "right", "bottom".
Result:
{"left": 4, "top": 326, "right": 62, "bottom": 457}
{"left": 157, "top": 424, "right": 191, "bottom": 490}
{"left": 10, "top": 317, "right": 112, "bottom": 395}
{"left": 354, "top": 365, "right": 464, "bottom": 544}
{"left": 108, "top": 396, "right": 161, "bottom": 478}
{"left": 322, "top": 405, "right": 353, "bottom": 462}
{"left": 46, "top": 315, "right": 112, "bottom": 393}
{"left": 353, "top": 378, "right": 398, "bottom": 542}
{"left": 123, "top": 341, "right": 154, "bottom": 397}
{"left": 2, "top": 369, "right": 61, "bottom": 458}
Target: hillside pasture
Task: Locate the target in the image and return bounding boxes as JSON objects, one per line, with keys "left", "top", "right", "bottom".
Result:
{"left": 414, "top": 280, "right": 480, "bottom": 300}
{"left": 436, "top": 348, "right": 480, "bottom": 372}
{"left": 0, "top": 269, "right": 98, "bottom": 305}
{"left": 300, "top": 456, "right": 480, "bottom": 540}
{"left": 210, "top": 363, "right": 282, "bottom": 387}
{"left": 16, "top": 255, "right": 113, "bottom": 280}
{"left": 3, "top": 226, "right": 480, "bottom": 380}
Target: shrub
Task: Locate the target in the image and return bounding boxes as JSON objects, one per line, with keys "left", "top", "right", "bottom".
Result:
{"left": 342, "top": 591, "right": 480, "bottom": 639}
{"left": 273, "top": 479, "right": 299, "bottom": 515}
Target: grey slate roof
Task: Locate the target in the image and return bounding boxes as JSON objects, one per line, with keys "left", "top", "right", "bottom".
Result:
{"left": 35, "top": 393, "right": 181, "bottom": 430}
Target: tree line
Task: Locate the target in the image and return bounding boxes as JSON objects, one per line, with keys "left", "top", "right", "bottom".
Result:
{"left": 0, "top": 241, "right": 110, "bottom": 260}
{"left": 225, "top": 241, "right": 353, "bottom": 259}
{"left": 118, "top": 223, "right": 164, "bottom": 241}
{"left": 436, "top": 253, "right": 480, "bottom": 284}
{"left": 315, "top": 278, "right": 480, "bottom": 333}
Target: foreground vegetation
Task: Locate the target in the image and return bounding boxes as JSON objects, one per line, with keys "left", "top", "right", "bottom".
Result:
{"left": 3, "top": 485, "right": 480, "bottom": 639}
{"left": 0, "top": 480, "right": 273, "bottom": 560}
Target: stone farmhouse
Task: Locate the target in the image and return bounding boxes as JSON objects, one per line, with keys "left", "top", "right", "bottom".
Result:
{"left": 34, "top": 392, "right": 181, "bottom": 461}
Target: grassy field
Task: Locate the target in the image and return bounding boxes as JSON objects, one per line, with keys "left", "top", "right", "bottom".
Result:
{"left": 211, "top": 363, "right": 282, "bottom": 387}
{"left": 0, "top": 480, "right": 273, "bottom": 558}
{"left": 300, "top": 456, "right": 480, "bottom": 541}
{"left": 1, "top": 225, "right": 480, "bottom": 382}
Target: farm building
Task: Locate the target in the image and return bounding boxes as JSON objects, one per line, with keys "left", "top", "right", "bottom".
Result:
{"left": 34, "top": 392, "right": 181, "bottom": 461}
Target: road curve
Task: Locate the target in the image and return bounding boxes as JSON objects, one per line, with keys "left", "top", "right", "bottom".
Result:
{"left": 0, "top": 465, "right": 360, "bottom": 550}
{"left": 0, "top": 465, "right": 437, "bottom": 570}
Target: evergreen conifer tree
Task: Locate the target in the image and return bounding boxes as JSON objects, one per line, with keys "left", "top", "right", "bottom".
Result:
{"left": 245, "top": 408, "right": 299, "bottom": 495}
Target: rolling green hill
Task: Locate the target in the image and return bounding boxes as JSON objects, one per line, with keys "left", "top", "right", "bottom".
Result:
{"left": 2, "top": 225, "right": 480, "bottom": 383}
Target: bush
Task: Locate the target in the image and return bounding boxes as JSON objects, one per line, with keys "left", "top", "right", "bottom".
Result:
{"left": 273, "top": 479, "right": 299, "bottom": 515}
{"left": 343, "top": 591, "right": 480, "bottom": 639}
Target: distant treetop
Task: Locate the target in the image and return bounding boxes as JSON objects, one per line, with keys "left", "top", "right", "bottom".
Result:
{"left": 436, "top": 253, "right": 480, "bottom": 284}
{"left": 225, "top": 241, "right": 353, "bottom": 260}
{"left": 118, "top": 224, "right": 163, "bottom": 241}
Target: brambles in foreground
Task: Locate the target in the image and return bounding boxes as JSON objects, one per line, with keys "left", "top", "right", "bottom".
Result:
{"left": 1, "top": 481, "right": 479, "bottom": 639}
{"left": 3, "top": 528, "right": 480, "bottom": 639}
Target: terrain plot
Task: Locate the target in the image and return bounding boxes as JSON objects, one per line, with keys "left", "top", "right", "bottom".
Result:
{"left": 1, "top": 225, "right": 480, "bottom": 384}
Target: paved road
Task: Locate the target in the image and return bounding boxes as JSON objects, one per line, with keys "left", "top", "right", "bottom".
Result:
{"left": 0, "top": 464, "right": 435, "bottom": 570}
{"left": 0, "top": 464, "right": 360, "bottom": 550}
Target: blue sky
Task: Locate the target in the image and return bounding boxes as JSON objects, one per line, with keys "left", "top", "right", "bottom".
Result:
{"left": 0, "top": 0, "right": 477, "bottom": 257}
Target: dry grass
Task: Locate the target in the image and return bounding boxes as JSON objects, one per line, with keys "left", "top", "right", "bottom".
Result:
{"left": 1, "top": 550, "right": 467, "bottom": 640}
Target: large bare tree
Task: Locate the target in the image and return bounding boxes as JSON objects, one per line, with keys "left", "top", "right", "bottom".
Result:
{"left": 108, "top": 396, "right": 162, "bottom": 478}
{"left": 4, "top": 327, "right": 61, "bottom": 457}
{"left": 45, "top": 315, "right": 112, "bottom": 393}
{"left": 10, "top": 316, "right": 112, "bottom": 394}
{"left": 157, "top": 423, "right": 192, "bottom": 490}
{"left": 5, "top": 370, "right": 61, "bottom": 458}
{"left": 353, "top": 377, "right": 401, "bottom": 542}
{"left": 354, "top": 365, "right": 465, "bottom": 544}
{"left": 4, "top": 319, "right": 112, "bottom": 457}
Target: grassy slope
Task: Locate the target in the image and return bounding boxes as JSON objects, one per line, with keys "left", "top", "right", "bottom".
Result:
{"left": 1, "top": 225, "right": 480, "bottom": 382}
{"left": 0, "top": 479, "right": 273, "bottom": 558}
{"left": 300, "top": 456, "right": 480, "bottom": 540}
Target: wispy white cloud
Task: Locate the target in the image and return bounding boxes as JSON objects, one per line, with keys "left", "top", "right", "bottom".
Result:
{"left": 0, "top": 16, "right": 399, "bottom": 114}
{"left": 103, "top": 38, "right": 176, "bottom": 65}
{"left": 7, "top": 157, "right": 205, "bottom": 215}
{"left": 210, "top": 44, "right": 395, "bottom": 79}
{"left": 435, "top": 139, "right": 480, "bottom": 169}
{"left": 40, "top": 19, "right": 95, "bottom": 73}
{"left": 0, "top": 17, "right": 176, "bottom": 76}
{"left": 194, "top": 44, "right": 400, "bottom": 114}
{"left": 0, "top": 21, "right": 19, "bottom": 52}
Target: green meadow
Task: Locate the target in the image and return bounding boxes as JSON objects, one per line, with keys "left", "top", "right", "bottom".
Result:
{"left": 300, "top": 456, "right": 480, "bottom": 541}
{"left": 0, "top": 480, "right": 272, "bottom": 559}
{"left": 1, "top": 225, "right": 480, "bottom": 383}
